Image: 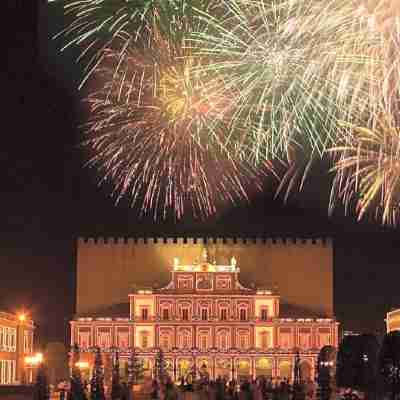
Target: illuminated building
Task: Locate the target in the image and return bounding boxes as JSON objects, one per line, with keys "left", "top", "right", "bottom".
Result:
{"left": 386, "top": 309, "right": 400, "bottom": 333}
{"left": 0, "top": 311, "right": 34, "bottom": 385}
{"left": 71, "top": 241, "right": 339, "bottom": 382}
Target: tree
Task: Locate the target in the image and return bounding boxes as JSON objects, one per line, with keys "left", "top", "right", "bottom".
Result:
{"left": 379, "top": 331, "right": 400, "bottom": 400}
{"left": 45, "top": 341, "right": 69, "bottom": 385}
{"left": 69, "top": 344, "right": 87, "bottom": 400}
{"left": 90, "top": 347, "right": 105, "bottom": 400}
{"left": 33, "top": 363, "right": 50, "bottom": 400}
{"left": 154, "top": 349, "right": 167, "bottom": 382}
{"left": 337, "top": 334, "right": 379, "bottom": 398}
{"left": 111, "top": 350, "right": 122, "bottom": 400}
{"left": 317, "top": 346, "right": 334, "bottom": 400}
{"left": 127, "top": 348, "right": 144, "bottom": 386}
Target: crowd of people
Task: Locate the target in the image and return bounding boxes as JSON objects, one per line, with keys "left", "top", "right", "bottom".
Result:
{"left": 148, "top": 375, "right": 317, "bottom": 400}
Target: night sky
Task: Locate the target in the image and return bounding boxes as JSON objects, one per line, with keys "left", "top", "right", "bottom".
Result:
{"left": 1, "top": 1, "right": 400, "bottom": 350}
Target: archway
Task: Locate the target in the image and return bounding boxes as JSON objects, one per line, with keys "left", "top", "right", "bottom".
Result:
{"left": 299, "top": 360, "right": 312, "bottom": 381}
{"left": 278, "top": 360, "right": 292, "bottom": 380}
{"left": 236, "top": 358, "right": 251, "bottom": 382}
{"left": 255, "top": 358, "right": 273, "bottom": 378}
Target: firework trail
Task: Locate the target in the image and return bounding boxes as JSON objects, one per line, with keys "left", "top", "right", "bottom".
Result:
{"left": 190, "top": 0, "right": 391, "bottom": 164}
{"left": 54, "top": 0, "right": 212, "bottom": 88}
{"left": 329, "top": 113, "right": 400, "bottom": 225}
{"left": 83, "top": 39, "right": 273, "bottom": 219}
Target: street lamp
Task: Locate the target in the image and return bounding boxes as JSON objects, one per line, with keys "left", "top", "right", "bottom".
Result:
{"left": 24, "top": 353, "right": 43, "bottom": 384}
{"left": 18, "top": 313, "right": 26, "bottom": 322}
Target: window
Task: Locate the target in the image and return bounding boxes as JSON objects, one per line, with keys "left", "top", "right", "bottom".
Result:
{"left": 117, "top": 330, "right": 129, "bottom": 348}
{"left": 97, "top": 330, "right": 111, "bottom": 348}
{"left": 78, "top": 330, "right": 90, "bottom": 348}
{"left": 180, "top": 331, "right": 191, "bottom": 349}
{"left": 24, "top": 331, "right": 33, "bottom": 354}
{"left": 220, "top": 308, "right": 228, "bottom": 321}
{"left": 260, "top": 331, "right": 270, "bottom": 349}
{"left": 161, "top": 335, "right": 170, "bottom": 351}
{"left": 260, "top": 307, "right": 268, "bottom": 321}
{"left": 239, "top": 308, "right": 247, "bottom": 321}
{"left": 279, "top": 330, "right": 291, "bottom": 349}
{"left": 162, "top": 308, "right": 169, "bottom": 320}
{"left": 200, "top": 335, "right": 208, "bottom": 351}
{"left": 182, "top": 308, "right": 189, "bottom": 321}
{"left": 318, "top": 330, "right": 331, "bottom": 348}
{"left": 239, "top": 334, "right": 248, "bottom": 349}
{"left": 201, "top": 309, "right": 208, "bottom": 321}
{"left": 218, "top": 332, "right": 229, "bottom": 350}
{"left": 140, "top": 332, "right": 149, "bottom": 349}
{"left": 0, "top": 360, "right": 16, "bottom": 384}
{"left": 298, "top": 330, "right": 311, "bottom": 349}
{"left": 141, "top": 307, "right": 149, "bottom": 321}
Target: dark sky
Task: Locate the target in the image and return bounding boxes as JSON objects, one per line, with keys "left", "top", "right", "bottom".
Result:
{"left": 1, "top": 1, "right": 400, "bottom": 350}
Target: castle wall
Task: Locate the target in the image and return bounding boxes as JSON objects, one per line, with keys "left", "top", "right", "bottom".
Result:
{"left": 76, "top": 238, "right": 333, "bottom": 317}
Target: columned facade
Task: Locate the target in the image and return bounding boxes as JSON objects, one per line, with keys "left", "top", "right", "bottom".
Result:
{"left": 70, "top": 250, "right": 338, "bottom": 383}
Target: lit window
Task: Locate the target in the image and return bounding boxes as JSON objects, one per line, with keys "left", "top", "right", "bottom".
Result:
{"left": 260, "top": 331, "right": 269, "bottom": 349}
{"left": 162, "top": 309, "right": 169, "bottom": 320}
{"left": 200, "top": 336, "right": 208, "bottom": 351}
{"left": 299, "top": 331, "right": 311, "bottom": 349}
{"left": 141, "top": 308, "right": 149, "bottom": 321}
{"left": 239, "top": 334, "right": 248, "bottom": 349}
{"left": 240, "top": 309, "right": 247, "bottom": 321}
{"left": 279, "top": 331, "right": 291, "bottom": 349}
{"left": 201, "top": 309, "right": 208, "bottom": 321}
{"left": 218, "top": 332, "right": 229, "bottom": 350}
{"left": 161, "top": 335, "right": 170, "bottom": 351}
{"left": 220, "top": 309, "right": 228, "bottom": 321}
{"left": 182, "top": 308, "right": 189, "bottom": 321}
{"left": 260, "top": 308, "right": 268, "bottom": 321}
{"left": 141, "top": 332, "right": 149, "bottom": 349}
{"left": 180, "top": 331, "right": 191, "bottom": 349}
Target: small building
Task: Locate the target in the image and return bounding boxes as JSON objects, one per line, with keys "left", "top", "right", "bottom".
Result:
{"left": 70, "top": 251, "right": 339, "bottom": 382}
{"left": 0, "top": 311, "right": 34, "bottom": 385}
{"left": 386, "top": 308, "right": 400, "bottom": 333}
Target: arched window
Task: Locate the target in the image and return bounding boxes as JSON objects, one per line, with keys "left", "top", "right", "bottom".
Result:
{"left": 160, "top": 334, "right": 170, "bottom": 351}
{"left": 217, "top": 331, "right": 229, "bottom": 350}
{"left": 239, "top": 308, "right": 248, "bottom": 321}
{"left": 199, "top": 335, "right": 208, "bottom": 351}
{"left": 238, "top": 333, "right": 249, "bottom": 349}
{"left": 179, "top": 330, "right": 191, "bottom": 349}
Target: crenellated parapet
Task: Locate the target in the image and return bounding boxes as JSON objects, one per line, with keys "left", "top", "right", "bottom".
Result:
{"left": 77, "top": 237, "right": 332, "bottom": 246}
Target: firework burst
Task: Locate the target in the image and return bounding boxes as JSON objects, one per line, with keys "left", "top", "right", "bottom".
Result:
{"left": 83, "top": 38, "right": 273, "bottom": 219}
{"left": 329, "top": 113, "right": 400, "bottom": 225}
{"left": 54, "top": 0, "right": 212, "bottom": 88}
{"left": 190, "top": 0, "right": 395, "bottom": 163}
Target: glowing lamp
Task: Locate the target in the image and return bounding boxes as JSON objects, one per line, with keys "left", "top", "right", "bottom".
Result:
{"left": 18, "top": 313, "right": 26, "bottom": 322}
{"left": 25, "top": 353, "right": 43, "bottom": 366}
{"left": 75, "top": 361, "right": 89, "bottom": 369}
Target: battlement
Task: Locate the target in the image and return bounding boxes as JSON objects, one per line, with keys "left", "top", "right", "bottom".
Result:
{"left": 77, "top": 237, "right": 332, "bottom": 246}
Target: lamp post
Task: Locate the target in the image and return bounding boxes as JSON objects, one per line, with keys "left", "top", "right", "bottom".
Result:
{"left": 24, "top": 353, "right": 43, "bottom": 384}
{"left": 75, "top": 361, "right": 90, "bottom": 382}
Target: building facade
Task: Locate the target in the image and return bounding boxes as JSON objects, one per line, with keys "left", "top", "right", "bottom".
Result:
{"left": 76, "top": 237, "right": 333, "bottom": 320}
{"left": 0, "top": 312, "right": 34, "bottom": 385}
{"left": 386, "top": 309, "right": 400, "bottom": 333}
{"left": 71, "top": 250, "right": 338, "bottom": 382}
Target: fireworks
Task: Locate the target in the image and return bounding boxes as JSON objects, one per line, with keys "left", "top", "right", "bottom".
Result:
{"left": 83, "top": 41, "right": 273, "bottom": 218}
{"left": 54, "top": 0, "right": 400, "bottom": 220}
{"left": 190, "top": 0, "right": 389, "bottom": 162}
{"left": 55, "top": 0, "right": 211, "bottom": 87}
{"left": 329, "top": 114, "right": 400, "bottom": 225}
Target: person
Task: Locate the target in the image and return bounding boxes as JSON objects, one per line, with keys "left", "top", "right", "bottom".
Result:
{"left": 151, "top": 379, "right": 160, "bottom": 399}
